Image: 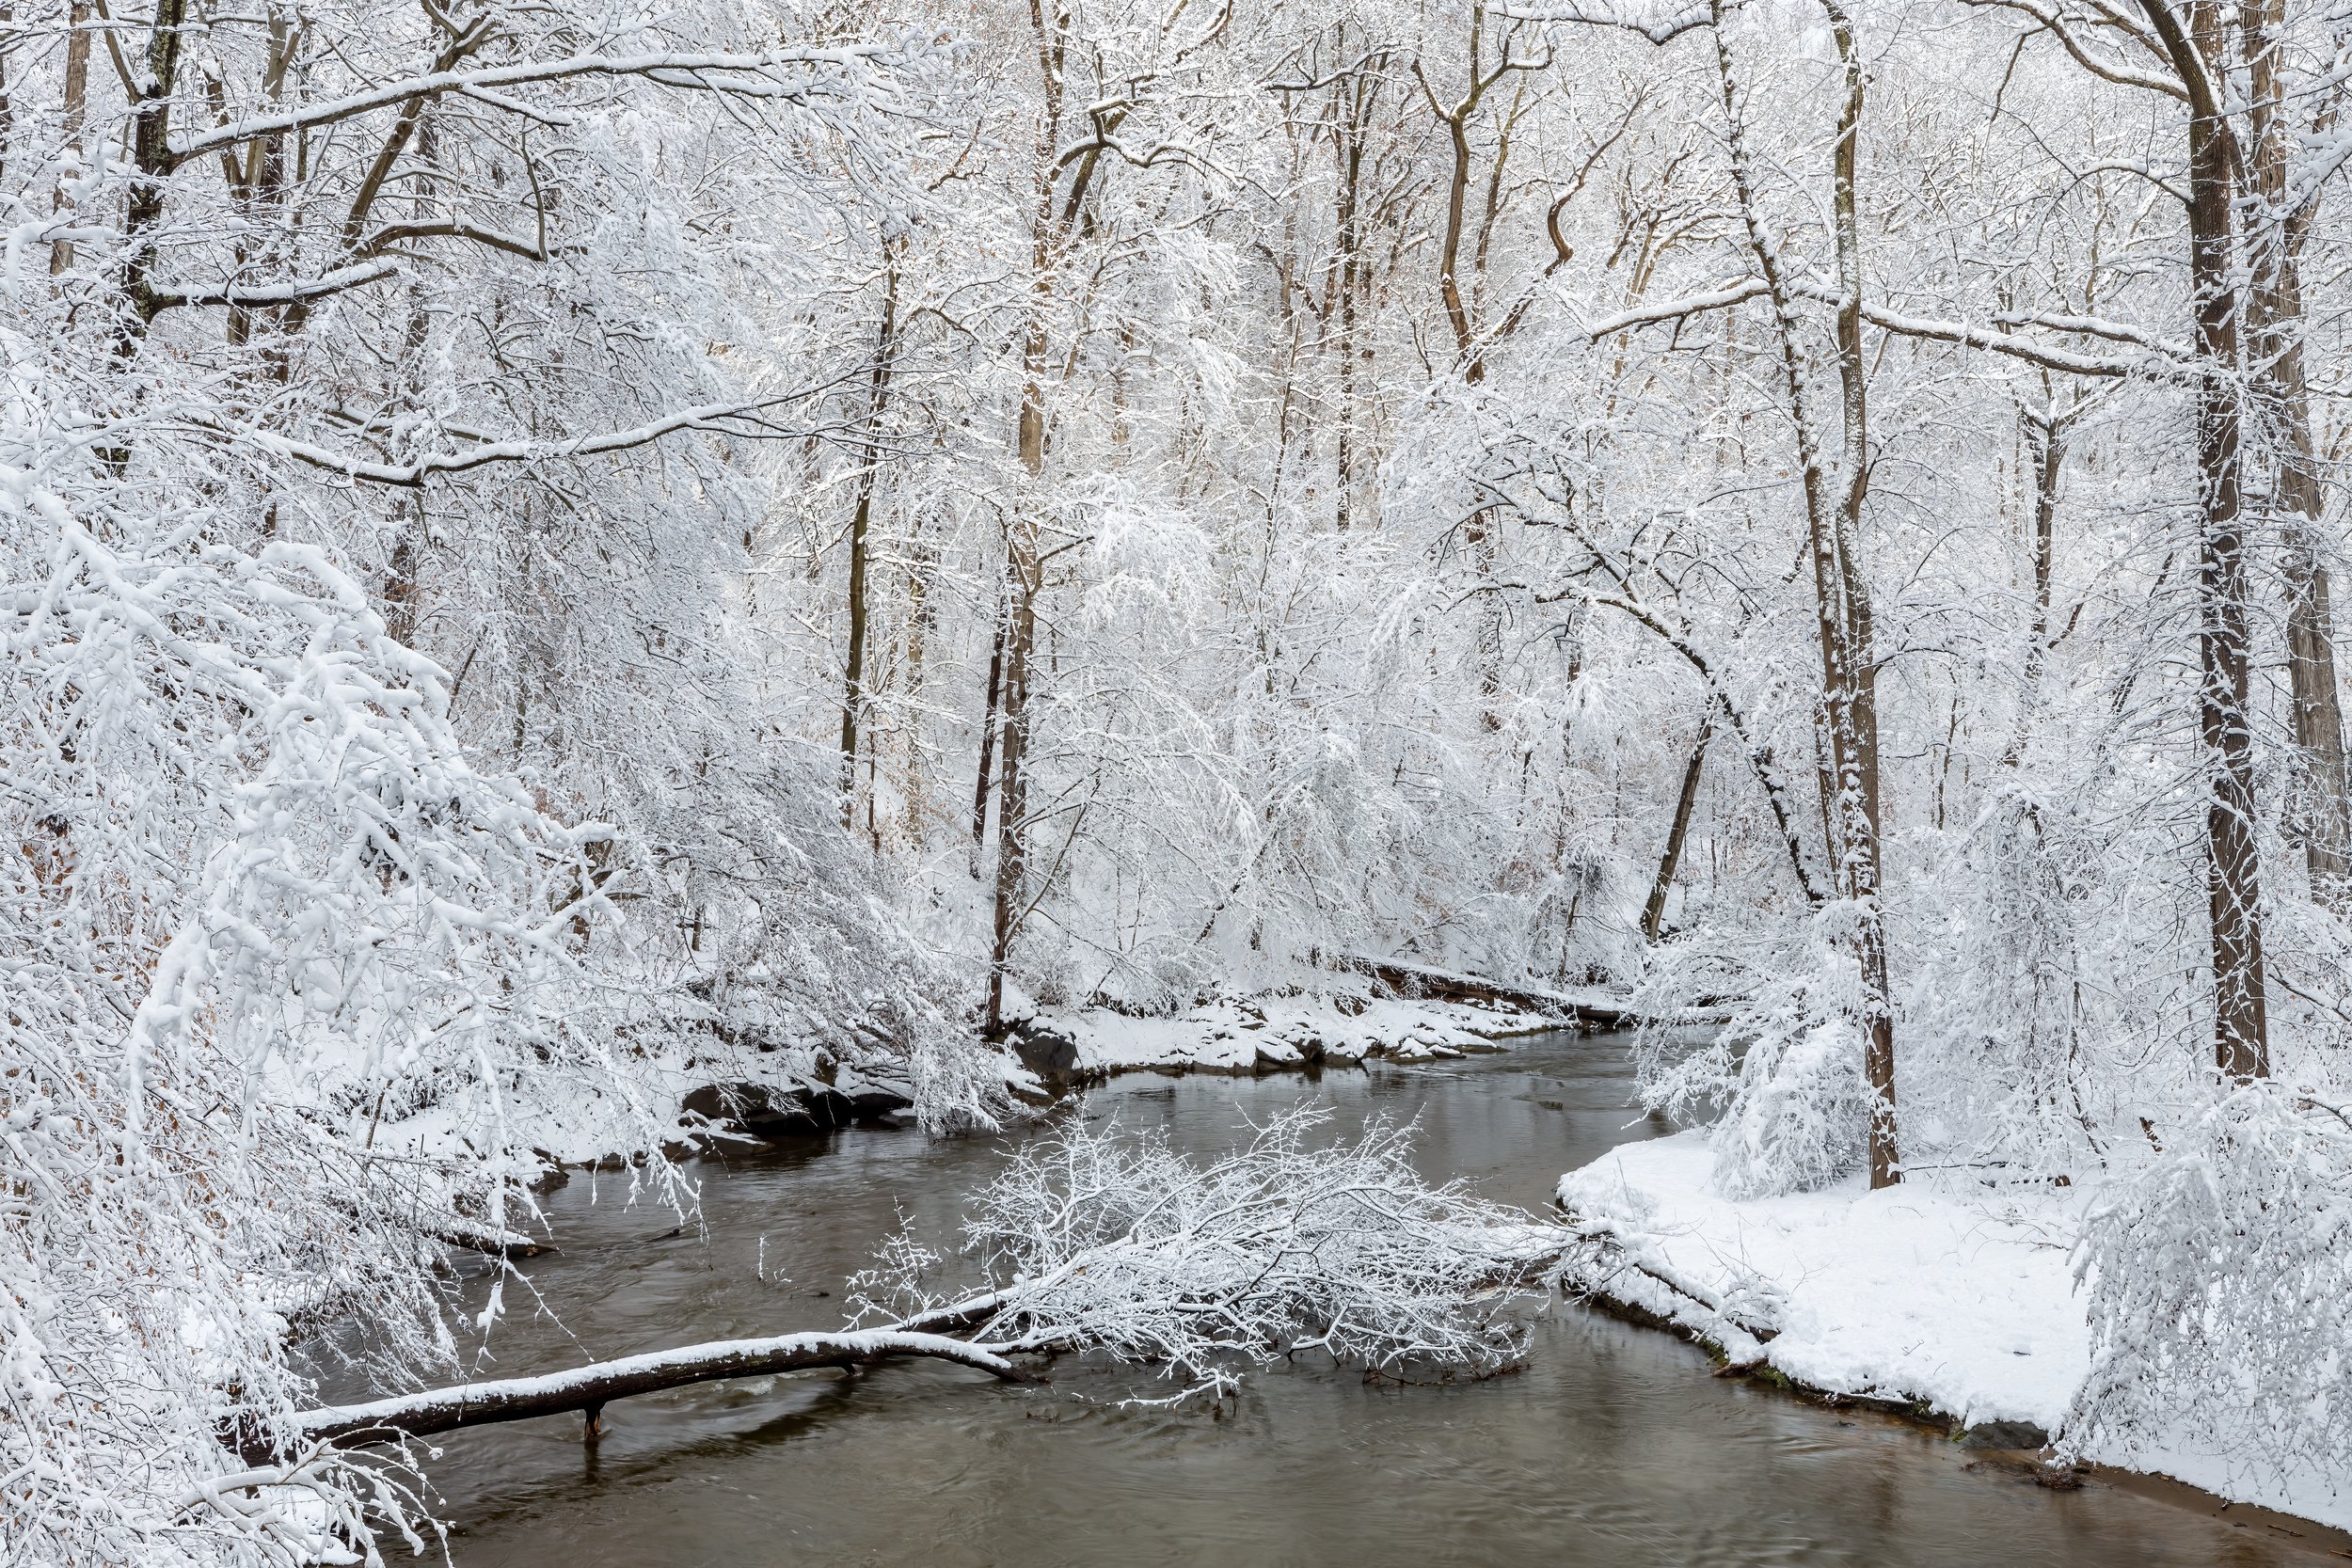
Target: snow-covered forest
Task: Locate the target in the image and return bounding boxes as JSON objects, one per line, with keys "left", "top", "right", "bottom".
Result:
{"left": 6, "top": 0, "right": 2351, "bottom": 1559}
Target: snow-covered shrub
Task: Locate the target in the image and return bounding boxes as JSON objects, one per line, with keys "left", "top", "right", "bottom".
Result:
{"left": 1633, "top": 907, "right": 1876, "bottom": 1197}
{"left": 2062, "top": 1083, "right": 2352, "bottom": 1514}
{"left": 1708, "top": 1018, "right": 1875, "bottom": 1200}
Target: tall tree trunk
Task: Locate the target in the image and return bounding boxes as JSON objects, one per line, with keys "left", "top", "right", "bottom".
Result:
{"left": 0, "top": 4, "right": 14, "bottom": 185}
{"left": 120, "top": 0, "right": 189, "bottom": 331}
{"left": 2143, "top": 0, "right": 2267, "bottom": 1078}
{"left": 1333, "top": 76, "right": 1367, "bottom": 532}
{"left": 1822, "top": 2, "right": 1895, "bottom": 1186}
{"left": 2006, "top": 397, "right": 2075, "bottom": 766}
{"left": 50, "top": 0, "right": 88, "bottom": 277}
{"left": 1436, "top": 103, "right": 1502, "bottom": 726}
{"left": 986, "top": 495, "right": 1041, "bottom": 1036}
{"left": 904, "top": 538, "right": 935, "bottom": 831}
{"left": 2243, "top": 0, "right": 2352, "bottom": 911}
{"left": 986, "top": 90, "right": 1062, "bottom": 1036}
{"left": 1422, "top": 7, "right": 1517, "bottom": 727}
{"left": 840, "top": 257, "right": 900, "bottom": 824}
{"left": 1713, "top": 0, "right": 1897, "bottom": 1184}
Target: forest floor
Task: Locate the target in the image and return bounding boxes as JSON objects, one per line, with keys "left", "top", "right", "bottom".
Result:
{"left": 1555, "top": 1133, "right": 2352, "bottom": 1539}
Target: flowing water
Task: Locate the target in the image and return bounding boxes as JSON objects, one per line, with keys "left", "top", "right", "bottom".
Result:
{"left": 410, "top": 1033, "right": 2337, "bottom": 1566}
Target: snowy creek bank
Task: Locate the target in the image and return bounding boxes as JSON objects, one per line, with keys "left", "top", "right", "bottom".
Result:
{"left": 1556, "top": 1132, "right": 2352, "bottom": 1539}
{"left": 452, "top": 989, "right": 1597, "bottom": 1182}
{"left": 399, "top": 1032, "right": 2341, "bottom": 1568}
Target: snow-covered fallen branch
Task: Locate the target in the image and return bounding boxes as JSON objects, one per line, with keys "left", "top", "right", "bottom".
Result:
{"left": 257, "top": 1114, "right": 1575, "bottom": 1465}
{"left": 245, "top": 1331, "right": 1033, "bottom": 1462}
{"left": 854, "top": 1107, "right": 1571, "bottom": 1403}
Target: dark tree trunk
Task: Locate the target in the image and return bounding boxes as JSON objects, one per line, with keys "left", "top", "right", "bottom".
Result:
{"left": 973, "top": 589, "right": 1008, "bottom": 847}
{"left": 1644, "top": 700, "right": 1714, "bottom": 942}
{"left": 840, "top": 258, "right": 900, "bottom": 823}
{"left": 2142, "top": 0, "right": 2267, "bottom": 1079}
{"left": 2243, "top": 0, "right": 2352, "bottom": 911}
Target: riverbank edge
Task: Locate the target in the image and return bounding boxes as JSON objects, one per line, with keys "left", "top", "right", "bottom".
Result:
{"left": 523, "top": 992, "right": 1595, "bottom": 1184}
{"left": 1553, "top": 1172, "right": 2352, "bottom": 1555}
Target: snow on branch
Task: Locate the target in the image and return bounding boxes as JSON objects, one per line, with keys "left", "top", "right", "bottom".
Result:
{"left": 1848, "top": 298, "right": 2147, "bottom": 378}
{"left": 1502, "top": 2, "right": 1711, "bottom": 42}
{"left": 1585, "top": 274, "right": 2154, "bottom": 378}
{"left": 224, "top": 391, "right": 851, "bottom": 488}
{"left": 1990, "top": 307, "right": 2195, "bottom": 362}
{"left": 1584, "top": 277, "right": 1770, "bottom": 337}
{"left": 143, "top": 259, "right": 402, "bottom": 311}
{"left": 1954, "top": 0, "right": 2187, "bottom": 102}
{"left": 171, "top": 46, "right": 896, "bottom": 161}
{"left": 2064, "top": 1084, "right": 2352, "bottom": 1500}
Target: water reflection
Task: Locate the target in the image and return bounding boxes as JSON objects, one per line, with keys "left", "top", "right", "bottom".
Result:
{"left": 405, "top": 1036, "right": 2334, "bottom": 1567}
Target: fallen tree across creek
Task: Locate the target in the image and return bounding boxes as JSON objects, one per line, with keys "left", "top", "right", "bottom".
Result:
{"left": 239, "top": 1329, "right": 1034, "bottom": 1462}
{"left": 247, "top": 1109, "right": 1579, "bottom": 1464}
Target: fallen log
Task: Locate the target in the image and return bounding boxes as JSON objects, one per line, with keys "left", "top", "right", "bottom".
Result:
{"left": 253, "top": 1117, "right": 1583, "bottom": 1467}
{"left": 431, "top": 1215, "right": 557, "bottom": 1260}
{"left": 240, "top": 1328, "right": 1034, "bottom": 1463}
{"left": 1343, "top": 954, "right": 1736, "bottom": 1030}
{"left": 1343, "top": 954, "right": 1643, "bottom": 1028}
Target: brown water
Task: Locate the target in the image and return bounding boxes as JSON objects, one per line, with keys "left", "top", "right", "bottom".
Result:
{"left": 408, "top": 1034, "right": 2334, "bottom": 1566}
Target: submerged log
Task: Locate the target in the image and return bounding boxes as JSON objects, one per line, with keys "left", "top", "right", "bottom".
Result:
{"left": 240, "top": 1328, "right": 1034, "bottom": 1463}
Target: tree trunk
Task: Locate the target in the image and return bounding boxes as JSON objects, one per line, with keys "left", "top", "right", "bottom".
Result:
{"left": 0, "top": 5, "right": 13, "bottom": 186}
{"left": 2143, "top": 0, "right": 2267, "bottom": 1079}
{"left": 1334, "top": 75, "right": 1367, "bottom": 532}
{"left": 840, "top": 257, "right": 900, "bottom": 823}
{"left": 1421, "top": 10, "right": 1516, "bottom": 727}
{"left": 973, "top": 586, "right": 1007, "bottom": 847}
{"left": 50, "top": 0, "right": 88, "bottom": 277}
{"left": 2243, "top": 0, "right": 2352, "bottom": 911}
{"left": 986, "top": 251, "right": 1052, "bottom": 1037}
{"left": 120, "top": 0, "right": 190, "bottom": 331}
{"left": 1644, "top": 700, "right": 1714, "bottom": 942}
{"left": 1713, "top": 0, "right": 1897, "bottom": 1183}
{"left": 2006, "top": 398, "right": 2074, "bottom": 765}
{"left": 985, "top": 516, "right": 1040, "bottom": 1037}
{"left": 1822, "top": 3, "right": 1896, "bottom": 1186}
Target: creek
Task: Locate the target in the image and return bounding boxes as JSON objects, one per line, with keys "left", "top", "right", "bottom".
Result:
{"left": 414, "top": 1031, "right": 2325, "bottom": 1566}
